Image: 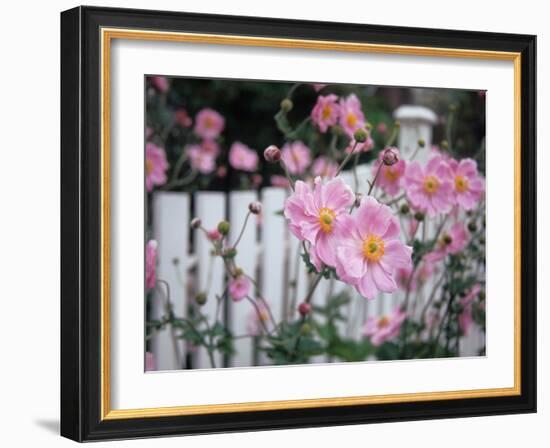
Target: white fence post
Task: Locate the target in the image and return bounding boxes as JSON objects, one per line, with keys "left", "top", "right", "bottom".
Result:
{"left": 193, "top": 191, "right": 227, "bottom": 369}
{"left": 394, "top": 105, "right": 438, "bottom": 163}
{"left": 151, "top": 192, "right": 189, "bottom": 370}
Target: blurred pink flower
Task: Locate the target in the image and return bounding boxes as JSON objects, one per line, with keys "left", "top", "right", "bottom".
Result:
{"left": 201, "top": 139, "right": 221, "bottom": 158}
{"left": 146, "top": 143, "right": 169, "bottom": 192}
{"left": 345, "top": 135, "right": 374, "bottom": 154}
{"left": 229, "top": 142, "right": 259, "bottom": 172}
{"left": 311, "top": 156, "right": 338, "bottom": 179}
{"left": 459, "top": 284, "right": 481, "bottom": 335}
{"left": 151, "top": 76, "right": 168, "bottom": 92}
{"left": 376, "top": 122, "right": 388, "bottom": 134}
{"left": 194, "top": 108, "right": 225, "bottom": 139}
{"left": 145, "top": 352, "right": 156, "bottom": 371}
{"left": 339, "top": 94, "right": 365, "bottom": 137}
{"left": 335, "top": 197, "right": 412, "bottom": 299}
{"left": 252, "top": 173, "right": 263, "bottom": 188}
{"left": 206, "top": 228, "right": 222, "bottom": 241}
{"left": 373, "top": 148, "right": 406, "bottom": 196}
{"left": 186, "top": 144, "right": 216, "bottom": 174}
{"left": 246, "top": 301, "right": 271, "bottom": 336}
{"left": 425, "top": 221, "right": 469, "bottom": 263}
{"left": 396, "top": 265, "right": 417, "bottom": 292}
{"left": 145, "top": 127, "right": 153, "bottom": 139}
{"left": 146, "top": 240, "right": 157, "bottom": 289}
{"left": 311, "top": 94, "right": 340, "bottom": 133}
{"left": 216, "top": 165, "right": 228, "bottom": 178}
{"left": 312, "top": 83, "right": 327, "bottom": 92}
{"left": 281, "top": 141, "right": 312, "bottom": 175}
{"left": 363, "top": 306, "right": 407, "bottom": 346}
{"left": 229, "top": 275, "right": 251, "bottom": 302}
{"left": 175, "top": 108, "right": 193, "bottom": 128}
{"left": 403, "top": 156, "right": 454, "bottom": 217}
{"left": 271, "top": 175, "right": 291, "bottom": 188}
{"left": 448, "top": 158, "right": 485, "bottom": 210}
{"left": 284, "top": 177, "right": 354, "bottom": 267}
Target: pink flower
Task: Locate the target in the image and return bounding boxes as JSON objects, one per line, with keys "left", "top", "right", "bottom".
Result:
{"left": 403, "top": 156, "right": 454, "bottom": 217}
{"left": 216, "top": 165, "right": 228, "bottom": 178}
{"left": 448, "top": 158, "right": 485, "bottom": 210}
{"left": 376, "top": 122, "right": 388, "bottom": 134}
{"left": 146, "top": 240, "right": 157, "bottom": 289}
{"left": 246, "top": 301, "right": 271, "bottom": 336}
{"left": 312, "top": 83, "right": 327, "bottom": 92}
{"left": 146, "top": 143, "right": 169, "bottom": 192}
{"left": 194, "top": 108, "right": 225, "bottom": 140}
{"left": 151, "top": 76, "right": 168, "bottom": 92}
{"left": 363, "top": 306, "right": 407, "bottom": 346}
{"left": 229, "top": 275, "right": 251, "bottom": 302}
{"left": 281, "top": 141, "right": 312, "bottom": 175}
{"left": 186, "top": 144, "right": 216, "bottom": 174}
{"left": 335, "top": 197, "right": 412, "bottom": 299}
{"left": 284, "top": 177, "right": 355, "bottom": 267}
{"left": 425, "top": 222, "right": 469, "bottom": 263}
{"left": 311, "top": 94, "right": 340, "bottom": 133}
{"left": 311, "top": 156, "right": 338, "bottom": 179}
{"left": 229, "top": 142, "right": 259, "bottom": 172}
{"left": 175, "top": 108, "right": 193, "bottom": 128}
{"left": 206, "top": 228, "right": 222, "bottom": 241}
{"left": 373, "top": 148, "right": 406, "bottom": 196}
{"left": 145, "top": 352, "right": 156, "bottom": 371}
{"left": 345, "top": 135, "right": 374, "bottom": 153}
{"left": 459, "top": 284, "right": 481, "bottom": 335}
{"left": 200, "top": 139, "right": 221, "bottom": 158}
{"left": 252, "top": 173, "right": 263, "bottom": 188}
{"left": 271, "top": 175, "right": 291, "bottom": 188}
{"left": 339, "top": 94, "right": 365, "bottom": 137}
{"left": 396, "top": 265, "right": 417, "bottom": 292}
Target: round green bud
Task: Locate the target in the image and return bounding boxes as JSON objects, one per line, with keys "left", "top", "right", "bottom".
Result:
{"left": 400, "top": 203, "right": 410, "bottom": 215}
{"left": 217, "top": 220, "right": 230, "bottom": 235}
{"left": 417, "top": 138, "right": 425, "bottom": 148}
{"left": 223, "top": 248, "right": 237, "bottom": 258}
{"left": 479, "top": 236, "right": 486, "bottom": 245}
{"left": 300, "top": 323, "right": 312, "bottom": 335}
{"left": 468, "top": 221, "right": 477, "bottom": 233}
{"left": 195, "top": 292, "right": 207, "bottom": 306}
{"left": 233, "top": 267, "right": 244, "bottom": 277}
{"left": 280, "top": 98, "right": 293, "bottom": 112}
{"left": 413, "top": 211, "right": 425, "bottom": 222}
{"left": 172, "top": 257, "right": 180, "bottom": 266}
{"left": 441, "top": 140, "right": 449, "bottom": 150}
{"left": 394, "top": 120, "right": 401, "bottom": 128}
{"left": 443, "top": 234, "right": 453, "bottom": 245}
{"left": 353, "top": 128, "right": 368, "bottom": 143}
{"left": 479, "top": 290, "right": 486, "bottom": 301}
{"left": 365, "top": 122, "right": 373, "bottom": 131}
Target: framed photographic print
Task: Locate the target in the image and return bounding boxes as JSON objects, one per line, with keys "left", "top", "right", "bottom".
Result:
{"left": 60, "top": 6, "right": 536, "bottom": 442}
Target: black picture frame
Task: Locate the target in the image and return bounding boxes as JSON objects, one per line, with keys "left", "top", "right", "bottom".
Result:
{"left": 61, "top": 5, "right": 536, "bottom": 442}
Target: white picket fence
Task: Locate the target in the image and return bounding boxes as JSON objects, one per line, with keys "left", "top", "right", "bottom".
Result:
{"left": 149, "top": 105, "right": 484, "bottom": 370}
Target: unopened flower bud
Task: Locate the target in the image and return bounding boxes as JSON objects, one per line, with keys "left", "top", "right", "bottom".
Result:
{"left": 365, "top": 122, "right": 373, "bottom": 131}
{"left": 354, "top": 192, "right": 364, "bottom": 207}
{"left": 479, "top": 290, "right": 486, "bottom": 301}
{"left": 353, "top": 128, "right": 368, "bottom": 143}
{"left": 467, "top": 221, "right": 477, "bottom": 232}
{"left": 195, "top": 292, "right": 207, "bottom": 306}
{"left": 394, "top": 120, "right": 401, "bottom": 129}
{"left": 264, "top": 145, "right": 281, "bottom": 163}
{"left": 443, "top": 234, "right": 453, "bottom": 245}
{"left": 172, "top": 257, "right": 180, "bottom": 266}
{"left": 233, "top": 267, "right": 244, "bottom": 277}
{"left": 441, "top": 140, "right": 449, "bottom": 150}
{"left": 479, "top": 236, "right": 486, "bottom": 245}
{"left": 382, "top": 147, "right": 399, "bottom": 166}
{"left": 418, "top": 138, "right": 425, "bottom": 148}
{"left": 280, "top": 98, "right": 293, "bottom": 112}
{"left": 400, "top": 203, "right": 410, "bottom": 215}
{"left": 223, "top": 247, "right": 237, "bottom": 258}
{"left": 414, "top": 211, "right": 425, "bottom": 222}
{"left": 300, "top": 323, "right": 312, "bottom": 335}
{"left": 190, "top": 217, "right": 202, "bottom": 229}
{"left": 248, "top": 201, "right": 262, "bottom": 215}
{"left": 298, "top": 302, "right": 312, "bottom": 316}
{"left": 217, "top": 220, "right": 230, "bottom": 235}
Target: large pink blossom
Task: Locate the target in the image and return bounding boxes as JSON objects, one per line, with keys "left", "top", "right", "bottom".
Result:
{"left": 284, "top": 177, "right": 355, "bottom": 267}
{"left": 311, "top": 156, "right": 338, "bottom": 179}
{"left": 363, "top": 306, "right": 407, "bottom": 346}
{"left": 194, "top": 108, "right": 225, "bottom": 140}
{"left": 372, "top": 148, "right": 406, "bottom": 196}
{"left": 425, "top": 222, "right": 469, "bottom": 263}
{"left": 339, "top": 94, "right": 365, "bottom": 137}
{"left": 459, "top": 284, "right": 481, "bottom": 335}
{"left": 229, "top": 142, "right": 259, "bottom": 172}
{"left": 403, "top": 155, "right": 454, "bottom": 217}
{"left": 335, "top": 197, "right": 412, "bottom": 299}
{"left": 146, "top": 240, "right": 157, "bottom": 289}
{"left": 311, "top": 94, "right": 340, "bottom": 133}
{"left": 146, "top": 143, "right": 169, "bottom": 192}
{"left": 186, "top": 144, "right": 216, "bottom": 174}
{"left": 281, "top": 141, "right": 312, "bottom": 175}
{"left": 448, "top": 158, "right": 485, "bottom": 210}
{"left": 229, "top": 275, "right": 251, "bottom": 302}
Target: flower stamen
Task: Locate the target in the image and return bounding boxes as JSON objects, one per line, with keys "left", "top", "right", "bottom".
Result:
{"left": 455, "top": 175, "right": 469, "bottom": 193}
{"left": 318, "top": 207, "right": 336, "bottom": 234}
{"left": 423, "top": 175, "right": 440, "bottom": 194}
{"left": 363, "top": 235, "right": 385, "bottom": 262}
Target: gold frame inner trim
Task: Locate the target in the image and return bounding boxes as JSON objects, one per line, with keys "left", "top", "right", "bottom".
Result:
{"left": 100, "top": 27, "right": 522, "bottom": 420}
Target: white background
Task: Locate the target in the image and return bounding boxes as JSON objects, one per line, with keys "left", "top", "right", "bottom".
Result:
{"left": 0, "top": 0, "right": 546, "bottom": 446}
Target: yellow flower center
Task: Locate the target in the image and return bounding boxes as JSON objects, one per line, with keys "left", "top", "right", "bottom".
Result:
{"left": 346, "top": 112, "right": 358, "bottom": 128}
{"left": 204, "top": 117, "right": 213, "bottom": 129}
{"left": 146, "top": 159, "right": 154, "bottom": 176}
{"left": 322, "top": 105, "right": 332, "bottom": 120}
{"left": 423, "top": 175, "right": 440, "bottom": 194}
{"left": 318, "top": 207, "right": 336, "bottom": 234}
{"left": 378, "top": 315, "right": 390, "bottom": 328}
{"left": 383, "top": 166, "right": 400, "bottom": 181}
{"left": 454, "top": 175, "right": 469, "bottom": 193}
{"left": 362, "top": 235, "right": 385, "bottom": 262}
